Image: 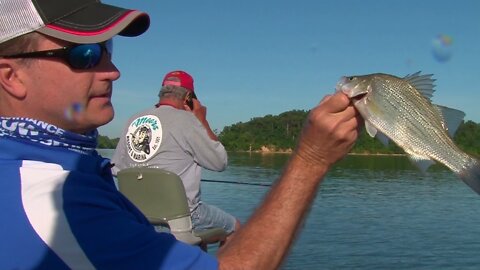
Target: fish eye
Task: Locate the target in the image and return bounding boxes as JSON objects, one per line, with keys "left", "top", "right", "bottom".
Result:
{"left": 347, "top": 76, "right": 354, "bottom": 81}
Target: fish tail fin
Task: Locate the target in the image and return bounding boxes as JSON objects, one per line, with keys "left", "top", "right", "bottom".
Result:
{"left": 459, "top": 160, "right": 480, "bottom": 194}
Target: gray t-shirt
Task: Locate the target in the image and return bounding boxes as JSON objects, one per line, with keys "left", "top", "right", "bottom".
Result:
{"left": 112, "top": 105, "right": 227, "bottom": 210}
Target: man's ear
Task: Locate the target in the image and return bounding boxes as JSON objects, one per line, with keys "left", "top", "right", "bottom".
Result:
{"left": 0, "top": 60, "right": 27, "bottom": 99}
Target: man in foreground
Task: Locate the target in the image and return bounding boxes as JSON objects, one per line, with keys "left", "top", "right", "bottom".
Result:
{"left": 0, "top": 1, "right": 360, "bottom": 269}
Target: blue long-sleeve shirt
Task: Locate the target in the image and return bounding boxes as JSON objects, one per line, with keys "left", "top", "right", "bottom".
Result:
{"left": 0, "top": 117, "right": 217, "bottom": 270}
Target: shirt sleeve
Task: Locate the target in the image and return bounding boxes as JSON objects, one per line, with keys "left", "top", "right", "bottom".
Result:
{"left": 184, "top": 116, "right": 228, "bottom": 172}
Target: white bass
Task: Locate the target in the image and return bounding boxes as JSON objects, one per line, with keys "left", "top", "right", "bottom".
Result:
{"left": 336, "top": 72, "right": 480, "bottom": 194}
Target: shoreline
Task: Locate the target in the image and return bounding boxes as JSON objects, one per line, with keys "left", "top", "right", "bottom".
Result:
{"left": 232, "top": 150, "right": 406, "bottom": 156}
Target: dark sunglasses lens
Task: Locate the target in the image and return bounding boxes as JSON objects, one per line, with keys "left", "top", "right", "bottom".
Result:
{"left": 68, "top": 44, "right": 102, "bottom": 69}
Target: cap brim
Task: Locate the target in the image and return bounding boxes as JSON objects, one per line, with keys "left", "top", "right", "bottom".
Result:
{"left": 36, "top": 3, "right": 149, "bottom": 44}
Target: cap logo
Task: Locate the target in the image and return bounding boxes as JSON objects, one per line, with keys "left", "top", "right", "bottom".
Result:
{"left": 126, "top": 115, "right": 162, "bottom": 162}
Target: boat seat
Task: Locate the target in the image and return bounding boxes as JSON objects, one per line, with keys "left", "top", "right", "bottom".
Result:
{"left": 117, "top": 167, "right": 227, "bottom": 247}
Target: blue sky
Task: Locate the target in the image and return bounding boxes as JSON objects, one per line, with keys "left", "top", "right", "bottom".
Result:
{"left": 100, "top": 0, "right": 480, "bottom": 138}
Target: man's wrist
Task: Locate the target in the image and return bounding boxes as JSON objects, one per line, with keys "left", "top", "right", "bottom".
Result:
{"left": 284, "top": 151, "right": 329, "bottom": 184}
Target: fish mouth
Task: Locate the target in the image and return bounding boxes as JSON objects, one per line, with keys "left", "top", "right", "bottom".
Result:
{"left": 336, "top": 77, "right": 368, "bottom": 102}
{"left": 349, "top": 91, "right": 367, "bottom": 102}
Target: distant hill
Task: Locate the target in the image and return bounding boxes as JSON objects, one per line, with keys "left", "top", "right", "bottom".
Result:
{"left": 217, "top": 110, "right": 480, "bottom": 156}
{"left": 218, "top": 110, "right": 307, "bottom": 152}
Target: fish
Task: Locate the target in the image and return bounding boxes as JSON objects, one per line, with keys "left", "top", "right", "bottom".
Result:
{"left": 335, "top": 71, "right": 480, "bottom": 194}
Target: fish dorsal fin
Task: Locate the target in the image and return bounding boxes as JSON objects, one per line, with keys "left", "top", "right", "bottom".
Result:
{"left": 434, "top": 104, "right": 466, "bottom": 137}
{"left": 403, "top": 71, "right": 436, "bottom": 101}
{"left": 406, "top": 152, "right": 435, "bottom": 173}
{"left": 365, "top": 121, "right": 377, "bottom": 138}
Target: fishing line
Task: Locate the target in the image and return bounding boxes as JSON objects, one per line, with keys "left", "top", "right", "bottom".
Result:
{"left": 201, "top": 179, "right": 271, "bottom": 187}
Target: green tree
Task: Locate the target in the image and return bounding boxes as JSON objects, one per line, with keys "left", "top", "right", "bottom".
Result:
{"left": 97, "top": 135, "right": 119, "bottom": 149}
{"left": 218, "top": 110, "right": 308, "bottom": 151}
{"left": 455, "top": 120, "right": 480, "bottom": 156}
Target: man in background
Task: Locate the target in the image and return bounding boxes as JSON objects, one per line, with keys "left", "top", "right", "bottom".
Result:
{"left": 112, "top": 70, "right": 241, "bottom": 245}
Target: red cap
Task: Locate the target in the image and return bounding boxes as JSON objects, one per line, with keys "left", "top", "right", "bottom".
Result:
{"left": 162, "top": 70, "right": 195, "bottom": 94}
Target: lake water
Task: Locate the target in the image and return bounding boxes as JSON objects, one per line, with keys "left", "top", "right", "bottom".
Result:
{"left": 98, "top": 149, "right": 480, "bottom": 269}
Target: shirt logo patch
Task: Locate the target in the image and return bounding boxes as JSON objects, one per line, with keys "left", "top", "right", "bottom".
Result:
{"left": 126, "top": 115, "right": 162, "bottom": 162}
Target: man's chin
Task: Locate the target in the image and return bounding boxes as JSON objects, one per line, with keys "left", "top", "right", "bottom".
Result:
{"left": 95, "top": 108, "right": 115, "bottom": 127}
{"left": 68, "top": 109, "right": 114, "bottom": 134}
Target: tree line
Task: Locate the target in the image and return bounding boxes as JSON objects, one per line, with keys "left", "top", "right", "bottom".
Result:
{"left": 217, "top": 110, "right": 480, "bottom": 156}
{"left": 98, "top": 110, "right": 480, "bottom": 157}
{"left": 97, "top": 135, "right": 119, "bottom": 149}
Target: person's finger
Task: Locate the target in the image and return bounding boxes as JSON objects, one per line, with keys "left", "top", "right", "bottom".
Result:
{"left": 321, "top": 92, "right": 351, "bottom": 114}
{"left": 338, "top": 104, "right": 359, "bottom": 122}
{"left": 318, "top": 94, "right": 332, "bottom": 105}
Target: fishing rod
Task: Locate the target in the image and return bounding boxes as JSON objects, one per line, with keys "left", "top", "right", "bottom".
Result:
{"left": 201, "top": 179, "right": 272, "bottom": 187}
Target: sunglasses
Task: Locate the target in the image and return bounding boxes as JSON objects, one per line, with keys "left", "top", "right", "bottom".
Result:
{"left": 0, "top": 39, "right": 113, "bottom": 70}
